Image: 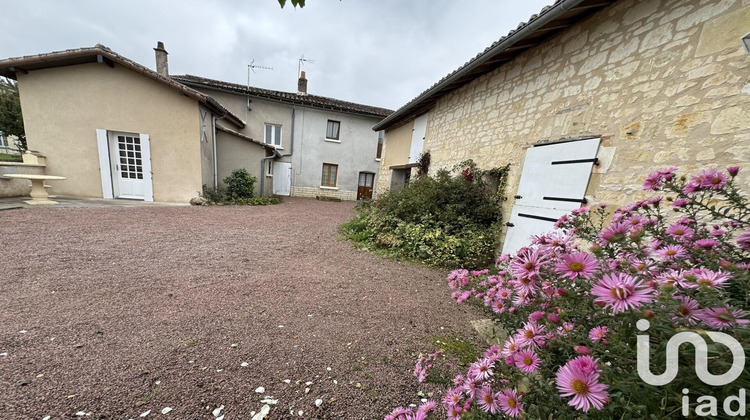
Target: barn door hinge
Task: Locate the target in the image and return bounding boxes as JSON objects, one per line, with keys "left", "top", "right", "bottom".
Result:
{"left": 505, "top": 222, "right": 514, "bottom": 227}
{"left": 550, "top": 157, "right": 599, "bottom": 166}
{"left": 514, "top": 195, "right": 522, "bottom": 199}
{"left": 543, "top": 196, "right": 588, "bottom": 204}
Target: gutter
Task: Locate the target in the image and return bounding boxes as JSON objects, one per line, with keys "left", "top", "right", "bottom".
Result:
{"left": 372, "top": 0, "right": 586, "bottom": 131}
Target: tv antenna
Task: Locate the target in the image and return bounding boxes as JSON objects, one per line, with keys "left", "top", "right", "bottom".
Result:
{"left": 247, "top": 60, "right": 273, "bottom": 109}
{"left": 298, "top": 55, "right": 314, "bottom": 77}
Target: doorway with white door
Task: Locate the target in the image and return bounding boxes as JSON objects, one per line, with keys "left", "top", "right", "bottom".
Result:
{"left": 273, "top": 161, "right": 291, "bottom": 196}
{"left": 96, "top": 129, "right": 154, "bottom": 201}
{"left": 501, "top": 137, "right": 601, "bottom": 255}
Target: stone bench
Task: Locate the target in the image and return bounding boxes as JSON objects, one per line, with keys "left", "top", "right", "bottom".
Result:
{"left": 2, "top": 174, "right": 66, "bottom": 205}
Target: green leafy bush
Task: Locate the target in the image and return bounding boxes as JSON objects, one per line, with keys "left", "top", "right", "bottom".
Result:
{"left": 234, "top": 196, "right": 282, "bottom": 205}
{"left": 341, "top": 160, "right": 509, "bottom": 269}
{"left": 223, "top": 168, "right": 256, "bottom": 200}
{"left": 0, "top": 153, "right": 22, "bottom": 162}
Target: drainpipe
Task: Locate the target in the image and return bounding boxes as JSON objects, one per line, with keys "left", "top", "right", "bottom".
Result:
{"left": 212, "top": 115, "right": 219, "bottom": 191}
{"left": 260, "top": 149, "right": 279, "bottom": 197}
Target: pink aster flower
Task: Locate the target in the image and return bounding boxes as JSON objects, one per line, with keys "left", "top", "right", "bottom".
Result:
{"left": 590, "top": 273, "right": 655, "bottom": 314}
{"left": 468, "top": 357, "right": 495, "bottom": 381}
{"left": 672, "top": 198, "right": 689, "bottom": 207}
{"left": 599, "top": 222, "right": 630, "bottom": 244}
{"left": 589, "top": 326, "right": 608, "bottom": 343}
{"left": 727, "top": 166, "right": 740, "bottom": 176}
{"left": 516, "top": 321, "right": 546, "bottom": 349}
{"left": 657, "top": 245, "right": 688, "bottom": 260}
{"left": 514, "top": 349, "right": 541, "bottom": 372}
{"left": 509, "top": 248, "right": 549, "bottom": 280}
{"left": 696, "top": 169, "right": 728, "bottom": 189}
{"left": 442, "top": 388, "right": 463, "bottom": 409}
{"left": 666, "top": 223, "right": 694, "bottom": 240}
{"left": 491, "top": 299, "right": 507, "bottom": 314}
{"left": 556, "top": 357, "right": 609, "bottom": 412}
{"left": 446, "top": 405, "right": 463, "bottom": 420}
{"left": 694, "top": 238, "right": 718, "bottom": 249}
{"left": 497, "top": 388, "right": 523, "bottom": 418}
{"left": 672, "top": 296, "right": 701, "bottom": 325}
{"left": 478, "top": 384, "right": 501, "bottom": 414}
{"left": 502, "top": 336, "right": 520, "bottom": 357}
{"left": 554, "top": 252, "right": 599, "bottom": 280}
{"left": 699, "top": 307, "right": 750, "bottom": 330}
{"left": 497, "top": 287, "right": 513, "bottom": 300}
{"left": 690, "top": 268, "right": 731, "bottom": 288}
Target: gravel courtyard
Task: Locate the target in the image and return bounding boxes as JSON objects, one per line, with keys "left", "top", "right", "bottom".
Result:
{"left": 1, "top": 198, "right": 486, "bottom": 419}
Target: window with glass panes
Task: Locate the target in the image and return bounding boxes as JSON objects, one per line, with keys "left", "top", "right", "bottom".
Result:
{"left": 326, "top": 120, "right": 340, "bottom": 140}
{"left": 264, "top": 123, "right": 282, "bottom": 147}
{"left": 321, "top": 163, "right": 338, "bottom": 187}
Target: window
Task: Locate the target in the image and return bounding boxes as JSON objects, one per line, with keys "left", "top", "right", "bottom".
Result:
{"left": 321, "top": 163, "right": 338, "bottom": 187}
{"left": 266, "top": 160, "right": 273, "bottom": 177}
{"left": 376, "top": 130, "right": 384, "bottom": 159}
{"left": 264, "top": 123, "right": 282, "bottom": 147}
{"left": 326, "top": 120, "right": 340, "bottom": 140}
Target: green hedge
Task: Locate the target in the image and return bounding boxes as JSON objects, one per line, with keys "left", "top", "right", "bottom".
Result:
{"left": 341, "top": 160, "right": 509, "bottom": 269}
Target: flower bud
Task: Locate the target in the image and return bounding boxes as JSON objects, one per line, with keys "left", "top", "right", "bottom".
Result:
{"left": 574, "top": 345, "right": 591, "bottom": 355}
{"left": 595, "top": 300, "right": 606, "bottom": 308}
{"left": 548, "top": 313, "right": 561, "bottom": 324}
{"left": 727, "top": 166, "right": 740, "bottom": 176}
{"left": 643, "top": 310, "right": 655, "bottom": 319}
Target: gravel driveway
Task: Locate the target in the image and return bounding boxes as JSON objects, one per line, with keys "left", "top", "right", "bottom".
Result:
{"left": 1, "top": 197, "right": 486, "bottom": 419}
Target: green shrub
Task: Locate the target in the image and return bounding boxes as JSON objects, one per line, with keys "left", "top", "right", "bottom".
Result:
{"left": 235, "top": 196, "right": 282, "bottom": 205}
{"left": 341, "top": 160, "right": 509, "bottom": 269}
{"left": 0, "top": 153, "right": 22, "bottom": 162}
{"left": 223, "top": 168, "right": 256, "bottom": 200}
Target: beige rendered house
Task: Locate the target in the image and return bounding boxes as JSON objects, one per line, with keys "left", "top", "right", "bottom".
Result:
{"left": 374, "top": 0, "right": 750, "bottom": 254}
{"left": 0, "top": 43, "right": 276, "bottom": 203}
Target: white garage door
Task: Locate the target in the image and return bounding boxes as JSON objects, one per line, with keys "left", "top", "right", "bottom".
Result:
{"left": 501, "top": 137, "right": 601, "bottom": 255}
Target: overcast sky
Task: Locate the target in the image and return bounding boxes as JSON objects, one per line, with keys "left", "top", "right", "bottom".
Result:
{"left": 2, "top": 0, "right": 552, "bottom": 111}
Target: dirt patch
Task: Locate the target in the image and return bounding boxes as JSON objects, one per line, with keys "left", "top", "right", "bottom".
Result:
{"left": 0, "top": 197, "right": 485, "bottom": 419}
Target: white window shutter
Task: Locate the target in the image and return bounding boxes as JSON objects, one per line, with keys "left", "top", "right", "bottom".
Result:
{"left": 140, "top": 133, "right": 154, "bottom": 202}
{"left": 95, "top": 129, "right": 113, "bottom": 199}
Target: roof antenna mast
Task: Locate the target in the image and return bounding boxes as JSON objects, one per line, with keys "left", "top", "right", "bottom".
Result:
{"left": 247, "top": 60, "right": 273, "bottom": 109}
{"left": 298, "top": 55, "right": 314, "bottom": 78}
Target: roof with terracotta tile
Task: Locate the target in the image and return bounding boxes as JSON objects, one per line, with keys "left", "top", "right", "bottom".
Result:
{"left": 172, "top": 74, "right": 394, "bottom": 119}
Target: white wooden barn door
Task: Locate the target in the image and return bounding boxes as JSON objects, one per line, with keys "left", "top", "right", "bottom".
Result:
{"left": 501, "top": 137, "right": 600, "bottom": 255}
{"left": 409, "top": 113, "right": 428, "bottom": 164}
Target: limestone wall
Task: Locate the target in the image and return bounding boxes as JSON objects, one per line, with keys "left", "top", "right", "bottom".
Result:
{"left": 291, "top": 186, "right": 356, "bottom": 201}
{"left": 403, "top": 0, "right": 749, "bottom": 237}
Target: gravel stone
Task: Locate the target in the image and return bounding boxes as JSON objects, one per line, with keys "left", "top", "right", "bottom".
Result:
{"left": 0, "top": 197, "right": 485, "bottom": 418}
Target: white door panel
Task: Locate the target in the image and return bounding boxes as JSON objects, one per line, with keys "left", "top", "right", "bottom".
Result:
{"left": 273, "top": 162, "right": 291, "bottom": 196}
{"left": 109, "top": 132, "right": 150, "bottom": 200}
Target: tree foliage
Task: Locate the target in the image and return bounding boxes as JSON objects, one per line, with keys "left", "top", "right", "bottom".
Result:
{"left": 277, "top": 0, "right": 305, "bottom": 8}
{"left": 0, "top": 77, "right": 26, "bottom": 150}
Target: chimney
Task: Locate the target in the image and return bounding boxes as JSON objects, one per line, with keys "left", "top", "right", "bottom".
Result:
{"left": 154, "top": 41, "right": 169, "bottom": 77}
{"left": 297, "top": 71, "right": 308, "bottom": 95}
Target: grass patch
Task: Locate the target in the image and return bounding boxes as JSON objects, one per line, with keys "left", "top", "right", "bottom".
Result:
{"left": 0, "top": 153, "right": 22, "bottom": 162}
{"left": 139, "top": 387, "right": 161, "bottom": 404}
{"left": 430, "top": 335, "right": 481, "bottom": 366}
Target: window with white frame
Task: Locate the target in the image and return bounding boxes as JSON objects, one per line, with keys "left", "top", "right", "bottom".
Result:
{"left": 326, "top": 120, "right": 341, "bottom": 140}
{"left": 264, "top": 123, "right": 282, "bottom": 148}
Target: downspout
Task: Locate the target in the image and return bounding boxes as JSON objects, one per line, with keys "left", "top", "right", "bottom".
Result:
{"left": 212, "top": 115, "right": 219, "bottom": 191}
{"left": 260, "top": 149, "right": 279, "bottom": 197}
